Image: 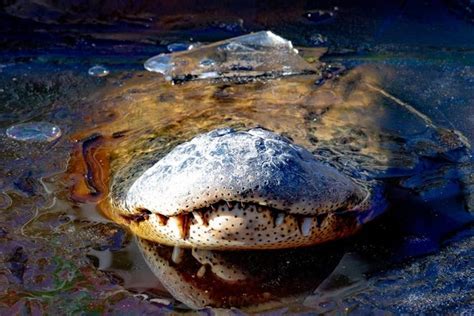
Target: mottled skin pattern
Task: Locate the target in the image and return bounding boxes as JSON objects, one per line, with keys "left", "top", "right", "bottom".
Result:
{"left": 110, "top": 128, "right": 386, "bottom": 250}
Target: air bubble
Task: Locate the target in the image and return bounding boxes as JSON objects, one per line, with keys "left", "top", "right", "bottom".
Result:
{"left": 199, "top": 58, "right": 216, "bottom": 68}
{"left": 167, "top": 43, "right": 194, "bottom": 52}
{"left": 6, "top": 122, "right": 61, "bottom": 142}
{"left": 88, "top": 65, "right": 110, "bottom": 77}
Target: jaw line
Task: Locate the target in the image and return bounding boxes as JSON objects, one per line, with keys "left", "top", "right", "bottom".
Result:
{"left": 118, "top": 198, "right": 371, "bottom": 250}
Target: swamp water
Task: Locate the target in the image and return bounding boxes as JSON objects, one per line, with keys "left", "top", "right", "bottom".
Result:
{"left": 0, "top": 1, "right": 473, "bottom": 314}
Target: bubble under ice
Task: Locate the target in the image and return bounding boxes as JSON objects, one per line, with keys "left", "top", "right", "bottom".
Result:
{"left": 144, "top": 31, "right": 317, "bottom": 81}
{"left": 88, "top": 65, "right": 110, "bottom": 77}
{"left": 6, "top": 122, "right": 62, "bottom": 142}
{"left": 167, "top": 43, "right": 194, "bottom": 52}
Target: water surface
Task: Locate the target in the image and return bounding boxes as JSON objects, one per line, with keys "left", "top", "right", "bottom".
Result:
{"left": 0, "top": 1, "right": 473, "bottom": 314}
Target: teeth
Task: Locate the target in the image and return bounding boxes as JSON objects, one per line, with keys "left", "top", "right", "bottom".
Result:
{"left": 210, "top": 205, "right": 216, "bottom": 211}
{"left": 274, "top": 212, "right": 285, "bottom": 226}
{"left": 192, "top": 211, "right": 206, "bottom": 226}
{"left": 196, "top": 265, "right": 206, "bottom": 278}
{"left": 226, "top": 201, "right": 232, "bottom": 208}
{"left": 300, "top": 217, "right": 313, "bottom": 236}
{"left": 169, "top": 215, "right": 190, "bottom": 239}
{"left": 192, "top": 249, "right": 247, "bottom": 282}
{"left": 171, "top": 246, "right": 184, "bottom": 264}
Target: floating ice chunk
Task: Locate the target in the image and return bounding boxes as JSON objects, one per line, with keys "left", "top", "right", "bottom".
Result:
{"left": 88, "top": 65, "right": 110, "bottom": 77}
{"left": 144, "top": 55, "right": 174, "bottom": 80}
{"left": 6, "top": 122, "right": 61, "bottom": 142}
{"left": 144, "top": 31, "right": 317, "bottom": 82}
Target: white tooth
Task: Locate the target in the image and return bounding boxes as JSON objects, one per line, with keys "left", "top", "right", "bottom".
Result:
{"left": 226, "top": 201, "right": 232, "bottom": 208}
{"left": 168, "top": 217, "right": 178, "bottom": 231}
{"left": 169, "top": 217, "right": 186, "bottom": 239}
{"left": 210, "top": 205, "right": 216, "bottom": 211}
{"left": 300, "top": 217, "right": 313, "bottom": 236}
{"left": 191, "top": 249, "right": 247, "bottom": 281}
{"left": 196, "top": 265, "right": 206, "bottom": 278}
{"left": 171, "top": 246, "right": 184, "bottom": 264}
{"left": 275, "top": 213, "right": 285, "bottom": 226}
{"left": 192, "top": 211, "right": 204, "bottom": 225}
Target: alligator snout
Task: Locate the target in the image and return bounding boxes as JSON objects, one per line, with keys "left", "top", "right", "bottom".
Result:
{"left": 111, "top": 128, "right": 385, "bottom": 250}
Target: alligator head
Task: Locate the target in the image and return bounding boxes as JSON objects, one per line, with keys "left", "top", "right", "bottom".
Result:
{"left": 110, "top": 127, "right": 386, "bottom": 250}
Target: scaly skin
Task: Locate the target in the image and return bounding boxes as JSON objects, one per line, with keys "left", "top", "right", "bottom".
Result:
{"left": 110, "top": 128, "right": 387, "bottom": 250}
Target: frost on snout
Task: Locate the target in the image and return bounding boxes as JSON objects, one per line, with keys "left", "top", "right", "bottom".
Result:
{"left": 111, "top": 128, "right": 382, "bottom": 250}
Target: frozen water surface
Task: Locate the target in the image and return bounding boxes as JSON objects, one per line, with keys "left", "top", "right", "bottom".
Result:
{"left": 144, "top": 31, "right": 317, "bottom": 81}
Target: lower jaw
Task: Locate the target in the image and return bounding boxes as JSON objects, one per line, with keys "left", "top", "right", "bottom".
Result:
{"left": 120, "top": 206, "right": 361, "bottom": 250}
{"left": 137, "top": 237, "right": 345, "bottom": 310}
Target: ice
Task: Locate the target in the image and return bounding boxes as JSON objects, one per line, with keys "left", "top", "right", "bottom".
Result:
{"left": 88, "top": 65, "right": 110, "bottom": 77}
{"left": 6, "top": 122, "right": 62, "bottom": 142}
{"left": 144, "top": 31, "right": 317, "bottom": 82}
{"left": 143, "top": 55, "right": 173, "bottom": 80}
{"left": 167, "top": 43, "right": 194, "bottom": 52}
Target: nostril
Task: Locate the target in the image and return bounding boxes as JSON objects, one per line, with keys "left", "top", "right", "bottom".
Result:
{"left": 137, "top": 208, "right": 152, "bottom": 215}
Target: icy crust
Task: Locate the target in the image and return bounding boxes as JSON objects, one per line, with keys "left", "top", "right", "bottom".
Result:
{"left": 123, "top": 128, "right": 364, "bottom": 217}
{"left": 144, "top": 31, "right": 317, "bottom": 82}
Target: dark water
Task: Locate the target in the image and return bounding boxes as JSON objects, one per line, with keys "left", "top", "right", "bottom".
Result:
{"left": 0, "top": 1, "right": 473, "bottom": 314}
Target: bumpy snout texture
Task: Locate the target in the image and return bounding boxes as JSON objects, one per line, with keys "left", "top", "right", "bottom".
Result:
{"left": 112, "top": 128, "right": 385, "bottom": 250}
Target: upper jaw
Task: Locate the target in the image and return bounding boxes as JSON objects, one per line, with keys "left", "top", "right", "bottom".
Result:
{"left": 121, "top": 127, "right": 365, "bottom": 218}
{"left": 111, "top": 128, "right": 378, "bottom": 249}
{"left": 116, "top": 193, "right": 377, "bottom": 250}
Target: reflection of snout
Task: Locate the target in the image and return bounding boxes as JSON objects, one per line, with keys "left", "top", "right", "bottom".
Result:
{"left": 137, "top": 237, "right": 344, "bottom": 310}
